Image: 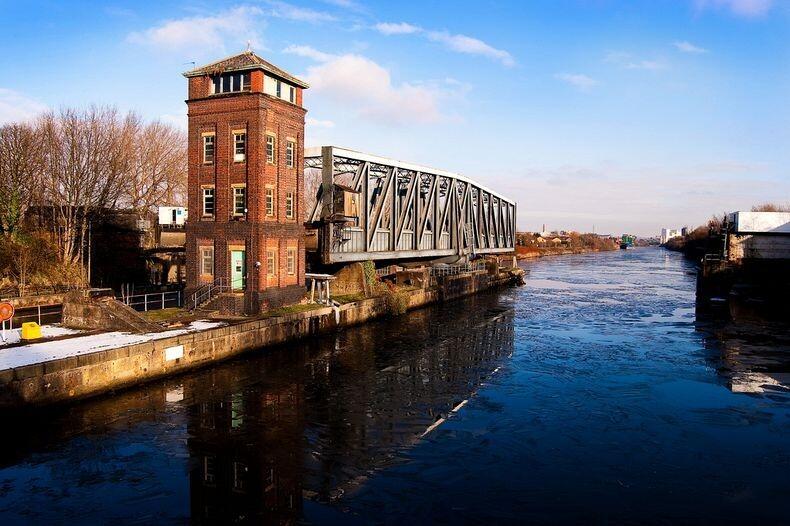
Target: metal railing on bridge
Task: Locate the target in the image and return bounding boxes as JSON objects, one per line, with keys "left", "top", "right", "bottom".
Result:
{"left": 306, "top": 146, "right": 517, "bottom": 264}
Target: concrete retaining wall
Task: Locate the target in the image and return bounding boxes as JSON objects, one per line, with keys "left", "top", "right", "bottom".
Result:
{"left": 0, "top": 271, "right": 512, "bottom": 408}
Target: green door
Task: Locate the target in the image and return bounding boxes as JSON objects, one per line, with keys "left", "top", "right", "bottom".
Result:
{"left": 231, "top": 250, "right": 246, "bottom": 290}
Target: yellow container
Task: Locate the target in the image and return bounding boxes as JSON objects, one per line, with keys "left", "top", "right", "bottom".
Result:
{"left": 21, "top": 322, "right": 42, "bottom": 340}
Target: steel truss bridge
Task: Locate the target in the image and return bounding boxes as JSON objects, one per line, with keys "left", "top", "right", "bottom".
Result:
{"left": 306, "top": 146, "right": 517, "bottom": 264}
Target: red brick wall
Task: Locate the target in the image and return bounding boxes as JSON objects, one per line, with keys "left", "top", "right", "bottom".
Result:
{"left": 185, "top": 73, "right": 307, "bottom": 312}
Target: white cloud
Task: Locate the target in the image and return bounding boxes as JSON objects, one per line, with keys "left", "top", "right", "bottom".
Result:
{"left": 605, "top": 52, "right": 668, "bottom": 71}
{"left": 283, "top": 44, "right": 337, "bottom": 62}
{"left": 555, "top": 73, "right": 599, "bottom": 90}
{"left": 286, "top": 46, "right": 461, "bottom": 125}
{"left": 426, "top": 31, "right": 515, "bottom": 67}
{"left": 694, "top": 0, "right": 773, "bottom": 17}
{"left": 0, "top": 88, "right": 48, "bottom": 125}
{"left": 127, "top": 6, "right": 264, "bottom": 52}
{"left": 320, "top": 0, "right": 361, "bottom": 9}
{"left": 266, "top": 1, "right": 336, "bottom": 23}
{"left": 373, "top": 21, "right": 515, "bottom": 67}
{"left": 674, "top": 41, "right": 708, "bottom": 53}
{"left": 306, "top": 117, "right": 335, "bottom": 128}
{"left": 374, "top": 22, "right": 421, "bottom": 35}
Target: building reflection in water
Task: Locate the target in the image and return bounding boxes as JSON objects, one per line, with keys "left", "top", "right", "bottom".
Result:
{"left": 697, "top": 301, "right": 790, "bottom": 396}
{"left": 185, "top": 301, "right": 514, "bottom": 524}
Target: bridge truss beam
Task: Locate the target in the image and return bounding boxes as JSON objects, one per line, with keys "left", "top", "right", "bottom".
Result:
{"left": 306, "top": 146, "right": 517, "bottom": 264}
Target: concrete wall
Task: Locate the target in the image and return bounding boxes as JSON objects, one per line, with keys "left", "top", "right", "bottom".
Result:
{"left": 0, "top": 271, "right": 512, "bottom": 408}
{"left": 729, "top": 234, "right": 790, "bottom": 261}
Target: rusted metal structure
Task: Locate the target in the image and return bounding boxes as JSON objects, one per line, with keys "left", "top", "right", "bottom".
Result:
{"left": 306, "top": 146, "right": 517, "bottom": 264}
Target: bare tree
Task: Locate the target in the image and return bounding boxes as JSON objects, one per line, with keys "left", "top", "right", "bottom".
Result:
{"left": 0, "top": 123, "right": 43, "bottom": 237}
{"left": 122, "top": 119, "right": 187, "bottom": 214}
{"left": 40, "top": 106, "right": 129, "bottom": 266}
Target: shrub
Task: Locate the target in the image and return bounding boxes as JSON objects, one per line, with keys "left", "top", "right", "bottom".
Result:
{"left": 382, "top": 281, "right": 409, "bottom": 317}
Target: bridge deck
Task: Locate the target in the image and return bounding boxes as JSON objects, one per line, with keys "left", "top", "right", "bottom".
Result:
{"left": 306, "top": 146, "right": 516, "bottom": 264}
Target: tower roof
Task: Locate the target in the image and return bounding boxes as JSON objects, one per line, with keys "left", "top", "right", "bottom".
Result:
{"left": 183, "top": 51, "right": 309, "bottom": 88}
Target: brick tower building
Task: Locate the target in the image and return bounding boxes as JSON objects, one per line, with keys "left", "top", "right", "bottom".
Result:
{"left": 183, "top": 51, "right": 308, "bottom": 313}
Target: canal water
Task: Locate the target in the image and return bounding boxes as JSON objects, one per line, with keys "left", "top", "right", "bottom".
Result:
{"left": 1, "top": 248, "right": 789, "bottom": 524}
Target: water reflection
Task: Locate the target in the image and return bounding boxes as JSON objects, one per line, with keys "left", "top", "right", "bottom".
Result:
{"left": 0, "top": 295, "right": 513, "bottom": 524}
{"left": 185, "top": 302, "right": 514, "bottom": 524}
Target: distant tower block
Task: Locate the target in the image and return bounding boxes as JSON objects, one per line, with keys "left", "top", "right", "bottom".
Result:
{"left": 183, "top": 51, "right": 309, "bottom": 313}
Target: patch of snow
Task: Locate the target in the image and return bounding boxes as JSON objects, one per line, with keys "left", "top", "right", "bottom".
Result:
{"left": 0, "top": 325, "right": 82, "bottom": 347}
{"left": 0, "top": 320, "right": 226, "bottom": 371}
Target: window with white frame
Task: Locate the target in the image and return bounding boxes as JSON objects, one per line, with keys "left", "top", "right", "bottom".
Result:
{"left": 266, "top": 249, "right": 277, "bottom": 276}
{"left": 266, "top": 135, "right": 276, "bottom": 164}
{"left": 200, "top": 246, "right": 214, "bottom": 276}
{"left": 211, "top": 72, "right": 251, "bottom": 94}
{"left": 285, "top": 192, "right": 294, "bottom": 219}
{"left": 286, "top": 140, "right": 294, "bottom": 168}
{"left": 202, "top": 187, "right": 215, "bottom": 216}
{"left": 233, "top": 186, "right": 246, "bottom": 216}
{"left": 286, "top": 248, "right": 296, "bottom": 275}
{"left": 265, "top": 188, "right": 275, "bottom": 216}
{"left": 202, "top": 134, "right": 215, "bottom": 164}
{"left": 233, "top": 131, "right": 246, "bottom": 162}
{"left": 289, "top": 86, "right": 295, "bottom": 103}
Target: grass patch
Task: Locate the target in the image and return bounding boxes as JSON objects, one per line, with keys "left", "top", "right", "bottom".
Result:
{"left": 142, "top": 307, "right": 188, "bottom": 323}
{"left": 260, "top": 303, "right": 325, "bottom": 319}
{"left": 333, "top": 292, "right": 366, "bottom": 304}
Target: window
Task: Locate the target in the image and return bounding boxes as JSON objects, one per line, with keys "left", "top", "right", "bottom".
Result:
{"left": 202, "top": 134, "right": 215, "bottom": 164}
{"left": 203, "top": 455, "right": 216, "bottom": 485}
{"left": 286, "top": 141, "right": 294, "bottom": 168}
{"left": 202, "top": 187, "right": 215, "bottom": 216}
{"left": 266, "top": 249, "right": 277, "bottom": 276}
{"left": 266, "top": 135, "right": 276, "bottom": 164}
{"left": 286, "top": 248, "right": 296, "bottom": 275}
{"left": 233, "top": 132, "right": 246, "bottom": 162}
{"left": 265, "top": 188, "right": 275, "bottom": 216}
{"left": 200, "top": 246, "right": 214, "bottom": 276}
{"left": 285, "top": 192, "right": 294, "bottom": 219}
{"left": 211, "top": 72, "right": 251, "bottom": 94}
{"left": 275, "top": 79, "right": 282, "bottom": 98}
{"left": 233, "top": 462, "right": 248, "bottom": 492}
{"left": 289, "top": 86, "right": 295, "bottom": 103}
{"left": 233, "top": 186, "right": 246, "bottom": 216}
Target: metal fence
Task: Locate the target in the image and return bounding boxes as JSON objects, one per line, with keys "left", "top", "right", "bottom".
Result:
{"left": 119, "top": 290, "right": 183, "bottom": 312}
{"left": 428, "top": 261, "right": 487, "bottom": 278}
{"left": 7, "top": 304, "right": 64, "bottom": 329}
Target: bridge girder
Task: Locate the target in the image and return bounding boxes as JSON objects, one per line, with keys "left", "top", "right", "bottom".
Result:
{"left": 306, "top": 146, "right": 517, "bottom": 264}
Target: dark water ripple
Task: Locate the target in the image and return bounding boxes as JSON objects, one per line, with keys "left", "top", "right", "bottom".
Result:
{"left": 0, "top": 248, "right": 788, "bottom": 525}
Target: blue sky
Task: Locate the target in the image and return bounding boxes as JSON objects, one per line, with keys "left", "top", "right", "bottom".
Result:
{"left": 1, "top": 0, "right": 788, "bottom": 235}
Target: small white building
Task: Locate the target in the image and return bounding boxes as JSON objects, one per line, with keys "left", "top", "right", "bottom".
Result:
{"left": 727, "top": 211, "right": 790, "bottom": 260}
{"left": 660, "top": 228, "right": 682, "bottom": 244}
{"left": 158, "top": 206, "right": 188, "bottom": 227}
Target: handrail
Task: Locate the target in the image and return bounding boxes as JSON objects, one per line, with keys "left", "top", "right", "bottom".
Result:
{"left": 189, "top": 278, "right": 230, "bottom": 310}
{"left": 117, "top": 290, "right": 183, "bottom": 312}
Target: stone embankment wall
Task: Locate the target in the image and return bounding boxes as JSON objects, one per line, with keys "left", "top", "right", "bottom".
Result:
{"left": 0, "top": 270, "right": 513, "bottom": 408}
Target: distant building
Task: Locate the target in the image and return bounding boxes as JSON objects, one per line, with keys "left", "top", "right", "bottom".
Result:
{"left": 158, "top": 206, "right": 187, "bottom": 227}
{"left": 660, "top": 228, "right": 682, "bottom": 244}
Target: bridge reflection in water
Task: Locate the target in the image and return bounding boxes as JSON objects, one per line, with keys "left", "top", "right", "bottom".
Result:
{"left": 185, "top": 299, "right": 514, "bottom": 523}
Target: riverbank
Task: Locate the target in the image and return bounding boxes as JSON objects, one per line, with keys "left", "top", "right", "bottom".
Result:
{"left": 0, "top": 267, "right": 518, "bottom": 408}
{"left": 516, "top": 245, "right": 618, "bottom": 259}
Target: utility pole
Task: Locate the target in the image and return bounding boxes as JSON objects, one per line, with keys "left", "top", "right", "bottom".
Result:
{"left": 87, "top": 220, "right": 92, "bottom": 287}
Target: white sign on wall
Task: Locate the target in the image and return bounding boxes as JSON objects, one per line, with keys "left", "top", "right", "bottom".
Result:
{"left": 164, "top": 344, "right": 184, "bottom": 361}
